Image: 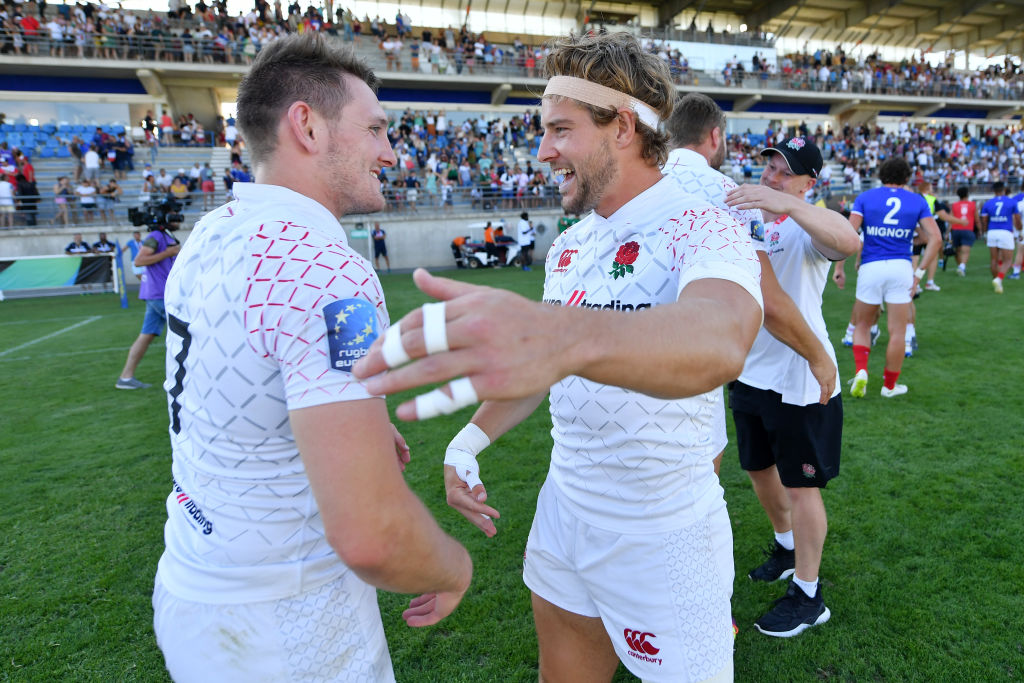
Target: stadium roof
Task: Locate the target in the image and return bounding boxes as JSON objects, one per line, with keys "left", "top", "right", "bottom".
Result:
{"left": 648, "top": 0, "right": 1024, "bottom": 57}
{"left": 490, "top": 0, "right": 1023, "bottom": 57}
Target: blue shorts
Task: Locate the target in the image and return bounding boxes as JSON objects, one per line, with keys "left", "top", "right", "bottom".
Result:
{"left": 141, "top": 299, "right": 167, "bottom": 335}
{"left": 951, "top": 230, "right": 975, "bottom": 248}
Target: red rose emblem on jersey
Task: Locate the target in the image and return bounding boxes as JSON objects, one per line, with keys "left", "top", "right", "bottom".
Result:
{"left": 609, "top": 241, "right": 640, "bottom": 279}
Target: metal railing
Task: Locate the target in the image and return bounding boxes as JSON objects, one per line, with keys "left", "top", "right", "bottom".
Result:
{"left": 0, "top": 184, "right": 566, "bottom": 229}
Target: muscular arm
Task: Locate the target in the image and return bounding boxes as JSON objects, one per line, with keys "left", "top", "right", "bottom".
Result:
{"left": 726, "top": 184, "right": 861, "bottom": 260}
{"left": 353, "top": 269, "right": 762, "bottom": 419}
{"left": 134, "top": 243, "right": 180, "bottom": 267}
{"left": 935, "top": 208, "right": 966, "bottom": 227}
{"left": 757, "top": 252, "right": 836, "bottom": 404}
{"left": 915, "top": 216, "right": 942, "bottom": 276}
{"left": 290, "top": 398, "right": 472, "bottom": 598}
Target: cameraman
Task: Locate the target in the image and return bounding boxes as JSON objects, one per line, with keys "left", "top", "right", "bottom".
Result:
{"left": 115, "top": 204, "right": 182, "bottom": 390}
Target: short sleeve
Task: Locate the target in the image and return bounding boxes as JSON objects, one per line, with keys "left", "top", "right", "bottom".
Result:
{"left": 243, "top": 227, "right": 389, "bottom": 411}
{"left": 851, "top": 194, "right": 865, "bottom": 216}
{"left": 665, "top": 207, "right": 764, "bottom": 316}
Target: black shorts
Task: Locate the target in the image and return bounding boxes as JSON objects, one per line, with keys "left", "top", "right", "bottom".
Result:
{"left": 373, "top": 241, "right": 387, "bottom": 257}
{"left": 728, "top": 381, "right": 842, "bottom": 488}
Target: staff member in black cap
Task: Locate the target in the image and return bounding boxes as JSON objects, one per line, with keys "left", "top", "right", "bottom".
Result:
{"left": 723, "top": 136, "right": 861, "bottom": 638}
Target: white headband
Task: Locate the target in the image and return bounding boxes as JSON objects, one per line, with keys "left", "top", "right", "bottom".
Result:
{"left": 543, "top": 75, "right": 661, "bottom": 130}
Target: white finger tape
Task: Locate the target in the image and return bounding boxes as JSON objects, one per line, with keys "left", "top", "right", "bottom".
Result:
{"left": 381, "top": 319, "right": 411, "bottom": 368}
{"left": 421, "top": 301, "right": 449, "bottom": 355}
{"left": 414, "top": 377, "right": 479, "bottom": 419}
{"left": 445, "top": 450, "right": 484, "bottom": 489}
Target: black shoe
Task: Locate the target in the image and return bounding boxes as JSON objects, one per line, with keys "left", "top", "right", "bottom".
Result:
{"left": 754, "top": 581, "right": 830, "bottom": 638}
{"left": 748, "top": 541, "right": 795, "bottom": 582}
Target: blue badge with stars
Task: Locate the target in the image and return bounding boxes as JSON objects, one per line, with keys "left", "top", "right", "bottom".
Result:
{"left": 749, "top": 218, "right": 765, "bottom": 244}
{"left": 323, "top": 298, "right": 379, "bottom": 372}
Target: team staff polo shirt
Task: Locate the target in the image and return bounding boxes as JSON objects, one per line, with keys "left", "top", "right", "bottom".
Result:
{"left": 852, "top": 186, "right": 932, "bottom": 264}
{"left": 739, "top": 215, "right": 840, "bottom": 406}
{"left": 542, "top": 176, "right": 762, "bottom": 533}
{"left": 158, "top": 182, "right": 388, "bottom": 604}
{"left": 980, "top": 195, "right": 1019, "bottom": 232}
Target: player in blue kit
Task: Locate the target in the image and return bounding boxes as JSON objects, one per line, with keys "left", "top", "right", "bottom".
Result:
{"left": 1009, "top": 185, "right": 1024, "bottom": 279}
{"left": 837, "top": 157, "right": 941, "bottom": 398}
{"left": 979, "top": 181, "right": 1021, "bottom": 292}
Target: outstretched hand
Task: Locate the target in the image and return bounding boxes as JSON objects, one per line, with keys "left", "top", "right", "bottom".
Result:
{"left": 353, "top": 269, "right": 569, "bottom": 420}
{"left": 444, "top": 464, "right": 499, "bottom": 537}
{"left": 402, "top": 589, "right": 467, "bottom": 628}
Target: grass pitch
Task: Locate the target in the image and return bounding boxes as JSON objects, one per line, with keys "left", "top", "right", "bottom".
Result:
{"left": 1, "top": 252, "right": 1022, "bottom": 682}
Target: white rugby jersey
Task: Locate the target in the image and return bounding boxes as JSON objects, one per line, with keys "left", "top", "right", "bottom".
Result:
{"left": 157, "top": 182, "right": 388, "bottom": 604}
{"left": 662, "top": 147, "right": 765, "bottom": 238}
{"left": 739, "top": 214, "right": 839, "bottom": 406}
{"left": 542, "top": 175, "right": 762, "bottom": 533}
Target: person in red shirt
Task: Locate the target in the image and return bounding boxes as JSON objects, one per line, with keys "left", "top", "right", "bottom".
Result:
{"left": 20, "top": 14, "right": 40, "bottom": 55}
{"left": 950, "top": 186, "right": 977, "bottom": 277}
{"left": 16, "top": 155, "right": 34, "bottom": 184}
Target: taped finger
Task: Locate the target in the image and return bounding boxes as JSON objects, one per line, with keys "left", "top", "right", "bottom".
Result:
{"left": 421, "top": 301, "right": 449, "bottom": 354}
{"left": 414, "top": 377, "right": 479, "bottom": 419}
{"left": 381, "top": 319, "right": 412, "bottom": 368}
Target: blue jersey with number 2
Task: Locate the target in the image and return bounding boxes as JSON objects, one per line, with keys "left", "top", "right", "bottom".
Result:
{"left": 852, "top": 186, "right": 932, "bottom": 264}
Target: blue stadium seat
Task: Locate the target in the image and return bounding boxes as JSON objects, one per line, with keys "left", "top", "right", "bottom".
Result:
{"left": 0, "top": 123, "right": 10, "bottom": 132}
{"left": 56, "top": 147, "right": 71, "bottom": 158}
{"left": 39, "top": 148, "right": 55, "bottom": 158}
{"left": 42, "top": 123, "right": 56, "bottom": 134}
{"left": 14, "top": 123, "right": 28, "bottom": 132}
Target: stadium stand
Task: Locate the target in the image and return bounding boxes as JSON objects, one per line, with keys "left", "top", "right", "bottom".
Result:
{"left": 0, "top": 0, "right": 1020, "bottom": 270}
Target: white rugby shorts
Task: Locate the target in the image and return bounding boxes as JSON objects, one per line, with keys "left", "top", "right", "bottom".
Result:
{"left": 523, "top": 480, "right": 734, "bottom": 683}
{"left": 856, "top": 259, "right": 913, "bottom": 305}
{"left": 153, "top": 570, "right": 394, "bottom": 682}
{"left": 987, "top": 230, "right": 1015, "bottom": 251}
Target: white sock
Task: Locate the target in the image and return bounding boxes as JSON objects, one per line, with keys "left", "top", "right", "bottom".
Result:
{"left": 958, "top": 263, "right": 966, "bottom": 270}
{"left": 926, "top": 280, "right": 936, "bottom": 286}
{"left": 906, "top": 323, "right": 916, "bottom": 340}
{"left": 870, "top": 324, "right": 879, "bottom": 335}
{"left": 844, "top": 322, "right": 855, "bottom": 336}
{"left": 793, "top": 575, "right": 818, "bottom": 598}
{"left": 1014, "top": 267, "right": 1021, "bottom": 275}
{"left": 774, "top": 530, "right": 795, "bottom": 551}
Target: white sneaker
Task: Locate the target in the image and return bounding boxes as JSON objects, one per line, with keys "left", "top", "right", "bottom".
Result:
{"left": 957, "top": 268, "right": 966, "bottom": 277}
{"left": 841, "top": 331, "right": 853, "bottom": 347}
{"left": 850, "top": 369, "right": 868, "bottom": 398}
{"left": 880, "top": 384, "right": 908, "bottom": 398}
{"left": 993, "top": 277, "right": 1004, "bottom": 294}
{"left": 924, "top": 281, "right": 941, "bottom": 291}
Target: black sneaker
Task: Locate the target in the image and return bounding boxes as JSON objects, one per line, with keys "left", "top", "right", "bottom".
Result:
{"left": 754, "top": 581, "right": 830, "bottom": 638}
{"left": 748, "top": 541, "right": 795, "bottom": 582}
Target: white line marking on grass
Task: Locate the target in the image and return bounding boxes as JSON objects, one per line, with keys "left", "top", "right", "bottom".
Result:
{"left": 0, "top": 343, "right": 165, "bottom": 363}
{"left": 0, "top": 316, "right": 103, "bottom": 358}
{"left": 0, "top": 315, "right": 107, "bottom": 327}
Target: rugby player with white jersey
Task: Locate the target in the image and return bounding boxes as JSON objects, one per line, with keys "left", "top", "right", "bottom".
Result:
{"left": 839, "top": 157, "right": 941, "bottom": 398}
{"left": 355, "top": 32, "right": 763, "bottom": 682}
{"left": 662, "top": 94, "right": 837, "bottom": 480}
{"left": 152, "top": 35, "right": 472, "bottom": 682}
{"left": 723, "top": 138, "right": 860, "bottom": 637}
{"left": 979, "top": 181, "right": 1021, "bottom": 292}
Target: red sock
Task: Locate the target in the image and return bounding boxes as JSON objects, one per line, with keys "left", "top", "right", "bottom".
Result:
{"left": 998, "top": 272, "right": 1005, "bottom": 280}
{"left": 883, "top": 368, "right": 900, "bottom": 390}
{"left": 853, "top": 345, "right": 870, "bottom": 373}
